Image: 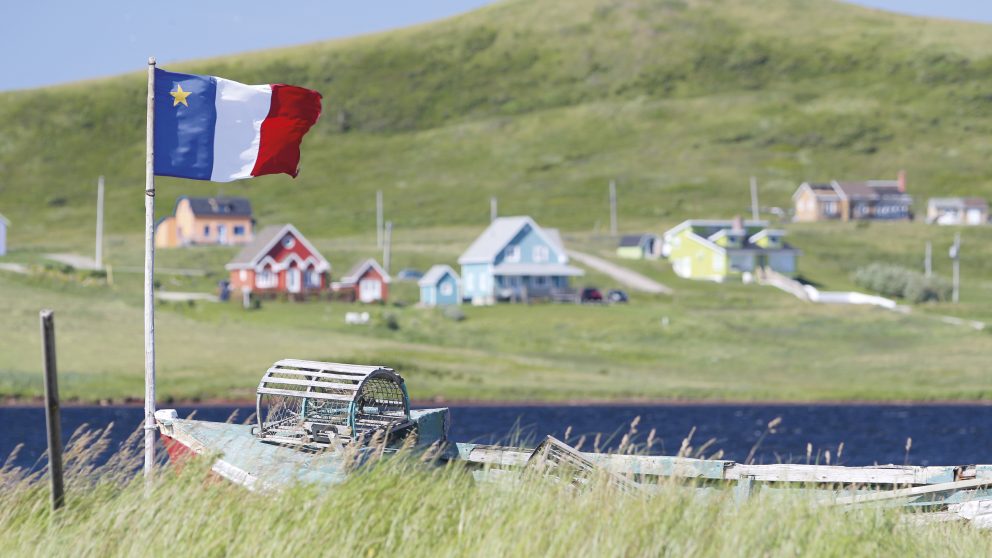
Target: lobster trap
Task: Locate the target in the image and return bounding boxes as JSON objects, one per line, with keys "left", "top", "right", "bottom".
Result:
{"left": 255, "top": 359, "right": 412, "bottom": 447}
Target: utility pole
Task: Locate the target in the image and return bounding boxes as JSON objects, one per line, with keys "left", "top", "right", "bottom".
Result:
{"left": 924, "top": 241, "right": 932, "bottom": 277}
{"left": 609, "top": 180, "right": 617, "bottom": 236}
{"left": 95, "top": 176, "right": 105, "bottom": 270}
{"left": 376, "top": 190, "right": 384, "bottom": 249}
{"left": 383, "top": 221, "right": 392, "bottom": 275}
{"left": 750, "top": 176, "right": 760, "bottom": 222}
{"left": 950, "top": 233, "right": 961, "bottom": 303}
{"left": 490, "top": 197, "right": 498, "bottom": 223}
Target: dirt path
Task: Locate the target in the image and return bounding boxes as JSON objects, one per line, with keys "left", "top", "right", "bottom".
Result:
{"left": 568, "top": 250, "right": 673, "bottom": 294}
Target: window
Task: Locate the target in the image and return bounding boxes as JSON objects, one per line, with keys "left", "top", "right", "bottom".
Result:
{"left": 305, "top": 268, "right": 322, "bottom": 288}
{"left": 256, "top": 266, "right": 276, "bottom": 289}
{"left": 440, "top": 282, "right": 454, "bottom": 296}
{"left": 234, "top": 226, "right": 245, "bottom": 236}
{"left": 203, "top": 225, "right": 210, "bottom": 236}
{"left": 281, "top": 236, "right": 296, "bottom": 249}
{"left": 534, "top": 275, "right": 548, "bottom": 287}
{"left": 504, "top": 245, "right": 521, "bottom": 262}
{"left": 465, "top": 273, "right": 475, "bottom": 291}
{"left": 533, "top": 245, "right": 549, "bottom": 263}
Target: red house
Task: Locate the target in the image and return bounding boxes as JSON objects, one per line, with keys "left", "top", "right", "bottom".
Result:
{"left": 336, "top": 259, "right": 391, "bottom": 303}
{"left": 226, "top": 224, "right": 330, "bottom": 298}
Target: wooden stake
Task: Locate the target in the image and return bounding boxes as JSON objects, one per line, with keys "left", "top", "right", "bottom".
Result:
{"left": 609, "top": 180, "right": 617, "bottom": 236}
{"left": 143, "top": 57, "right": 157, "bottom": 478}
{"left": 40, "top": 309, "right": 64, "bottom": 511}
{"left": 376, "top": 190, "right": 383, "bottom": 249}
{"left": 383, "top": 221, "right": 392, "bottom": 275}
{"left": 95, "top": 175, "right": 104, "bottom": 270}
{"left": 490, "top": 196, "right": 497, "bottom": 223}
{"left": 750, "top": 176, "right": 760, "bottom": 221}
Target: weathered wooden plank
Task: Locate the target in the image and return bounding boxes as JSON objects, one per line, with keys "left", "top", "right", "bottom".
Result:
{"left": 256, "top": 387, "right": 354, "bottom": 402}
{"left": 726, "top": 464, "right": 959, "bottom": 485}
{"left": 830, "top": 478, "right": 992, "bottom": 506}
{"left": 273, "top": 359, "right": 385, "bottom": 375}
{"left": 265, "top": 368, "right": 366, "bottom": 382}
{"left": 261, "top": 376, "right": 360, "bottom": 391}
{"left": 585, "top": 454, "right": 731, "bottom": 480}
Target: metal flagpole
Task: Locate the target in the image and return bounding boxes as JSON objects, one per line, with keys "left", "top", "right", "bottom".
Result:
{"left": 143, "top": 57, "right": 157, "bottom": 478}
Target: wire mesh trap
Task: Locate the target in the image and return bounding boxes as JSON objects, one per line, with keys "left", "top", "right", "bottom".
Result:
{"left": 255, "top": 359, "right": 412, "bottom": 448}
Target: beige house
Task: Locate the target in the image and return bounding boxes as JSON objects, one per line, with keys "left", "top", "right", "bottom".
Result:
{"left": 927, "top": 198, "right": 988, "bottom": 226}
{"left": 793, "top": 175, "right": 912, "bottom": 222}
{"left": 155, "top": 196, "right": 254, "bottom": 248}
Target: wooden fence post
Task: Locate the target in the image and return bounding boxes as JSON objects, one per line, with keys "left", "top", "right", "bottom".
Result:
{"left": 40, "top": 309, "right": 65, "bottom": 511}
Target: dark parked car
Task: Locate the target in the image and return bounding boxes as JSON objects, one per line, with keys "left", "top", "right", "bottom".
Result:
{"left": 396, "top": 268, "right": 423, "bottom": 282}
{"left": 580, "top": 287, "right": 603, "bottom": 303}
{"left": 607, "top": 289, "right": 628, "bottom": 304}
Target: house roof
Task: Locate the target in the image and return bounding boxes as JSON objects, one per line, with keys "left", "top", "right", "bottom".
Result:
{"left": 793, "top": 182, "right": 841, "bottom": 201}
{"left": 341, "top": 258, "right": 391, "bottom": 284}
{"left": 928, "top": 197, "right": 988, "bottom": 209}
{"left": 491, "top": 263, "right": 585, "bottom": 277}
{"left": 0, "top": 213, "right": 9, "bottom": 226}
{"left": 458, "top": 216, "right": 566, "bottom": 264}
{"left": 664, "top": 219, "right": 768, "bottom": 239}
{"left": 178, "top": 196, "right": 253, "bottom": 217}
{"left": 618, "top": 234, "right": 657, "bottom": 247}
{"left": 418, "top": 264, "right": 459, "bottom": 287}
{"left": 225, "top": 224, "right": 329, "bottom": 271}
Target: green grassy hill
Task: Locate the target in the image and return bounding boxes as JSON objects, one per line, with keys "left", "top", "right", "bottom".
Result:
{"left": 4, "top": 0, "right": 992, "bottom": 242}
{"left": 5, "top": 0, "right": 992, "bottom": 403}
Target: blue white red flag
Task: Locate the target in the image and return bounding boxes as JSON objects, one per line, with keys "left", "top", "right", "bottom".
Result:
{"left": 153, "top": 69, "right": 322, "bottom": 182}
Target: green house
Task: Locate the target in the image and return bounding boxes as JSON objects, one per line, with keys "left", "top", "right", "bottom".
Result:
{"left": 616, "top": 234, "right": 661, "bottom": 260}
{"left": 662, "top": 219, "right": 800, "bottom": 282}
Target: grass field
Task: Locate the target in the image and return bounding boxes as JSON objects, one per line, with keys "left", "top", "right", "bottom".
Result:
{"left": 3, "top": 220, "right": 992, "bottom": 404}
{"left": 2, "top": 435, "right": 990, "bottom": 557}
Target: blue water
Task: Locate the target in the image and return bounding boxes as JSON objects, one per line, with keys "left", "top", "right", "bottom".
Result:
{"left": 2, "top": 404, "right": 991, "bottom": 470}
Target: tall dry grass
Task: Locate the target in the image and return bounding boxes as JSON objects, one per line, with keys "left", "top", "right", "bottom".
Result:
{"left": 1, "top": 423, "right": 990, "bottom": 557}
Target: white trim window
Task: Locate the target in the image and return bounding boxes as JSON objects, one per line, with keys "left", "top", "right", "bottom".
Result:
{"left": 532, "top": 245, "right": 549, "bottom": 263}
{"left": 255, "top": 266, "right": 277, "bottom": 289}
{"left": 440, "top": 281, "right": 454, "bottom": 296}
{"left": 305, "top": 267, "right": 322, "bottom": 288}
{"left": 504, "top": 245, "right": 521, "bottom": 262}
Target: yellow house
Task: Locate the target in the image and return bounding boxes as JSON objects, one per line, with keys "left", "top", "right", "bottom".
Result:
{"left": 155, "top": 196, "right": 254, "bottom": 248}
{"left": 662, "top": 218, "right": 799, "bottom": 282}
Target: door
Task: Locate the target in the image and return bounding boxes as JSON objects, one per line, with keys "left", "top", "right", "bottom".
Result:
{"left": 287, "top": 268, "right": 301, "bottom": 293}
{"left": 359, "top": 279, "right": 382, "bottom": 302}
{"left": 218, "top": 224, "right": 228, "bottom": 244}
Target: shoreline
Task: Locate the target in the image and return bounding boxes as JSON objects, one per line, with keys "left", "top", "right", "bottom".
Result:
{"left": 5, "top": 396, "right": 992, "bottom": 409}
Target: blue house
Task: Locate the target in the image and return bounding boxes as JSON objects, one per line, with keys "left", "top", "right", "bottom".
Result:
{"left": 458, "top": 216, "right": 584, "bottom": 304}
{"left": 418, "top": 265, "right": 461, "bottom": 306}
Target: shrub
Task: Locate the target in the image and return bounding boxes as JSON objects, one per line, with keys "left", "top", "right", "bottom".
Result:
{"left": 852, "top": 263, "right": 951, "bottom": 303}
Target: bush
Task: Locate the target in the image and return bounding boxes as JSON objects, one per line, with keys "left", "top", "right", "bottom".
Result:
{"left": 443, "top": 306, "right": 466, "bottom": 322}
{"left": 852, "top": 263, "right": 951, "bottom": 303}
{"left": 384, "top": 313, "right": 400, "bottom": 331}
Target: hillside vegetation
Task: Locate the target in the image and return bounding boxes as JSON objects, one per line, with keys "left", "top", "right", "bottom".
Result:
{"left": 4, "top": 0, "right": 992, "bottom": 403}
{"left": 3, "top": 0, "right": 992, "bottom": 242}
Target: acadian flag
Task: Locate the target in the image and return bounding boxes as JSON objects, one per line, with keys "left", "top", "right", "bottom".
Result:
{"left": 153, "top": 69, "right": 322, "bottom": 182}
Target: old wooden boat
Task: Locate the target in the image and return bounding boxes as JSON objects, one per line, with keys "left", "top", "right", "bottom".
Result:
{"left": 156, "top": 359, "right": 992, "bottom": 526}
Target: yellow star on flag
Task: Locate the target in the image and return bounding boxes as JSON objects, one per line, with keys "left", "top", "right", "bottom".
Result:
{"left": 170, "top": 84, "right": 191, "bottom": 107}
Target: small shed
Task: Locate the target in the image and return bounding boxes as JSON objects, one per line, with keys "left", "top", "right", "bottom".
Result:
{"left": 0, "top": 213, "right": 8, "bottom": 256}
{"left": 340, "top": 259, "right": 391, "bottom": 303}
{"left": 418, "top": 265, "right": 461, "bottom": 306}
{"left": 616, "top": 234, "right": 660, "bottom": 260}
